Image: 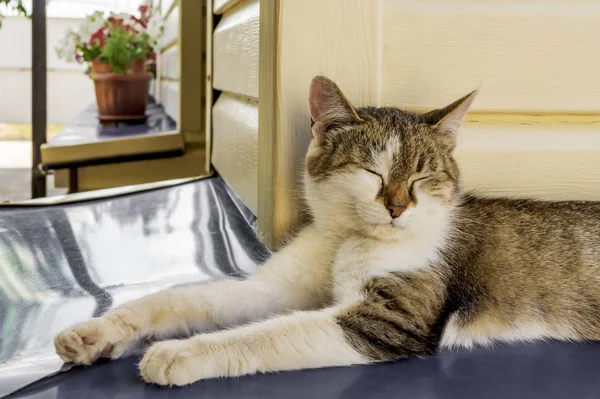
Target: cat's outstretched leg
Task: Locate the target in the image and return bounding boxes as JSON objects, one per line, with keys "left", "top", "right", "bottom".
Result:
{"left": 139, "top": 307, "right": 367, "bottom": 385}
{"left": 138, "top": 269, "right": 446, "bottom": 386}
{"left": 54, "top": 226, "right": 337, "bottom": 365}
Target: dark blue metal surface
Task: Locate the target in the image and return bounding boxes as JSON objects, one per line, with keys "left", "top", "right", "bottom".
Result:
{"left": 46, "top": 98, "right": 177, "bottom": 147}
{"left": 61, "top": 98, "right": 177, "bottom": 140}
{"left": 2, "top": 177, "right": 600, "bottom": 398}
{"left": 8, "top": 341, "right": 600, "bottom": 399}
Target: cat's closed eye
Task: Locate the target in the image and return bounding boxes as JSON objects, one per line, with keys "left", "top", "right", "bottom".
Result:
{"left": 364, "top": 169, "right": 384, "bottom": 186}
{"left": 409, "top": 175, "right": 431, "bottom": 199}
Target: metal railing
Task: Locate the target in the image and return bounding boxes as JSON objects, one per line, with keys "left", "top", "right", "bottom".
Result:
{"left": 31, "top": 0, "right": 46, "bottom": 198}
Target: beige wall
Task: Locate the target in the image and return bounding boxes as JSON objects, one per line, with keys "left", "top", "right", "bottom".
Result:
{"left": 156, "top": 0, "right": 180, "bottom": 122}
{"left": 211, "top": 0, "right": 260, "bottom": 214}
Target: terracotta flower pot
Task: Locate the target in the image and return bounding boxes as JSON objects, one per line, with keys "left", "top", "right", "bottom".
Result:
{"left": 90, "top": 58, "right": 152, "bottom": 123}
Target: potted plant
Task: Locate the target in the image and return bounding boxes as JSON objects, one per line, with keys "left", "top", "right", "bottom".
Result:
{"left": 56, "top": 6, "right": 164, "bottom": 123}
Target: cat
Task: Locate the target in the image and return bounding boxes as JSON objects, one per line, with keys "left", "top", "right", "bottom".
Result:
{"left": 54, "top": 76, "right": 600, "bottom": 386}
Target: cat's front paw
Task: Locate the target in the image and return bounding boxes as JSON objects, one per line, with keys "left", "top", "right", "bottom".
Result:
{"left": 139, "top": 340, "right": 203, "bottom": 386}
{"left": 54, "top": 315, "right": 132, "bottom": 365}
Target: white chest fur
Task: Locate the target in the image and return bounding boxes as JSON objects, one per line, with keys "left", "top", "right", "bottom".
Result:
{"left": 331, "top": 231, "right": 445, "bottom": 305}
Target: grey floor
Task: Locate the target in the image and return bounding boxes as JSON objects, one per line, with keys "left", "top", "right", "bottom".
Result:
{"left": 0, "top": 168, "right": 66, "bottom": 202}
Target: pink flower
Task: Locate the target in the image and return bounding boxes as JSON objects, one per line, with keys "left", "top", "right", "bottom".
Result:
{"left": 89, "top": 26, "right": 106, "bottom": 47}
{"left": 75, "top": 53, "right": 83, "bottom": 63}
{"left": 130, "top": 15, "right": 147, "bottom": 29}
{"left": 139, "top": 5, "right": 149, "bottom": 15}
{"left": 123, "top": 23, "right": 140, "bottom": 34}
{"left": 108, "top": 16, "right": 124, "bottom": 27}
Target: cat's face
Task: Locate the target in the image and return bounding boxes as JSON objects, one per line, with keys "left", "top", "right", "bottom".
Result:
{"left": 303, "top": 76, "right": 477, "bottom": 240}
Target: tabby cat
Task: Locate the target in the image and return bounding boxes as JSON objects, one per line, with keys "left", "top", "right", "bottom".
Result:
{"left": 54, "top": 76, "right": 600, "bottom": 386}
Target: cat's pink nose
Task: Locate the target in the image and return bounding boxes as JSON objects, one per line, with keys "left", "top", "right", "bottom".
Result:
{"left": 387, "top": 202, "right": 407, "bottom": 218}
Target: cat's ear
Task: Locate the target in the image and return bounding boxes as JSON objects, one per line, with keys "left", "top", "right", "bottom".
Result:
{"left": 421, "top": 89, "right": 479, "bottom": 151}
{"left": 309, "top": 76, "right": 361, "bottom": 145}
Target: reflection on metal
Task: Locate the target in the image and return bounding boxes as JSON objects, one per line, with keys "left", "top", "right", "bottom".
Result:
{"left": 0, "top": 177, "right": 269, "bottom": 397}
{"left": 2, "top": 177, "right": 203, "bottom": 206}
